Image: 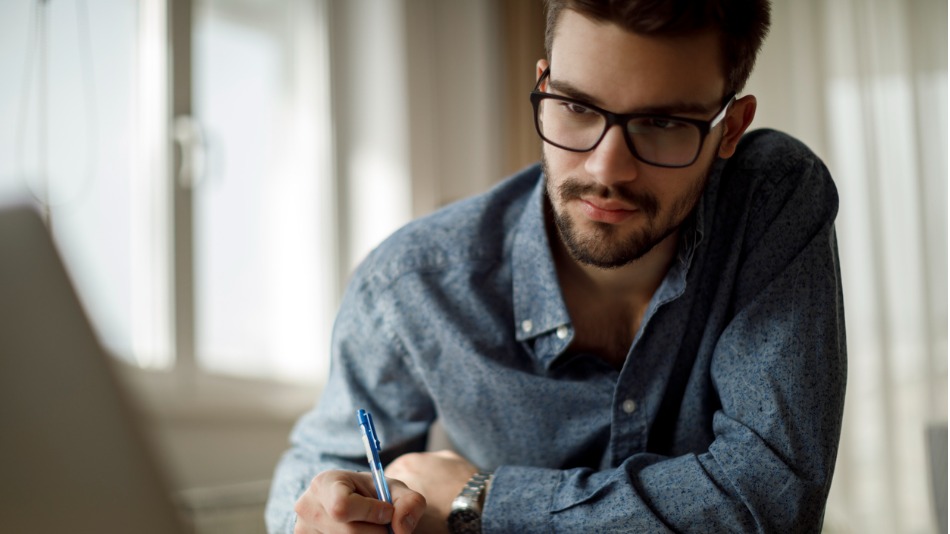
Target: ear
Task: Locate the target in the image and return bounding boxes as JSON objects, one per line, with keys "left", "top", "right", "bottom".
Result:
{"left": 718, "top": 94, "right": 757, "bottom": 159}
{"left": 536, "top": 59, "right": 549, "bottom": 88}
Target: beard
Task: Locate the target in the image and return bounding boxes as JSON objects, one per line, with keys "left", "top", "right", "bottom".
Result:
{"left": 542, "top": 153, "right": 711, "bottom": 269}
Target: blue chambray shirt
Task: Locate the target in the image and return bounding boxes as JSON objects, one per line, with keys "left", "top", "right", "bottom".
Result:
{"left": 265, "top": 130, "right": 847, "bottom": 533}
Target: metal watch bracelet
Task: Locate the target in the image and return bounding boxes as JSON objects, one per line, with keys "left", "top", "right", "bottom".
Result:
{"left": 447, "top": 471, "right": 493, "bottom": 534}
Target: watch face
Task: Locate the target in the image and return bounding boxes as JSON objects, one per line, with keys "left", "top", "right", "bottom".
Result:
{"left": 448, "top": 508, "right": 481, "bottom": 534}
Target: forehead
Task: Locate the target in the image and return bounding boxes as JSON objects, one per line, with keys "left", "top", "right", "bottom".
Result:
{"left": 550, "top": 10, "right": 726, "bottom": 111}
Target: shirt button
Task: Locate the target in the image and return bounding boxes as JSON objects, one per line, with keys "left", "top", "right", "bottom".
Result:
{"left": 556, "top": 325, "right": 569, "bottom": 339}
{"left": 622, "top": 399, "right": 637, "bottom": 414}
{"left": 521, "top": 320, "right": 533, "bottom": 333}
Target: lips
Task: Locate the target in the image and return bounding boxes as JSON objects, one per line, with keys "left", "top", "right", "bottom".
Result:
{"left": 577, "top": 198, "right": 638, "bottom": 224}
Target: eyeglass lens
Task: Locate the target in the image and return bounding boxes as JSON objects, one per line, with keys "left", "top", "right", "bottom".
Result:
{"left": 536, "top": 97, "right": 703, "bottom": 167}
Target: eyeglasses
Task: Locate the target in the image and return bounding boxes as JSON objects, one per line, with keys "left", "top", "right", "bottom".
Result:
{"left": 530, "top": 68, "right": 735, "bottom": 168}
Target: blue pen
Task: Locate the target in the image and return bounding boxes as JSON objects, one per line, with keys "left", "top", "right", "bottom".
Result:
{"left": 357, "top": 409, "right": 393, "bottom": 505}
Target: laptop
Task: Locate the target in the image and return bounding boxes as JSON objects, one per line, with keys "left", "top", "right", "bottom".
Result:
{"left": 0, "top": 204, "right": 187, "bottom": 533}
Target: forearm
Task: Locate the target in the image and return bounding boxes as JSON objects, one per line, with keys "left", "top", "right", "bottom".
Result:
{"left": 484, "top": 460, "right": 720, "bottom": 533}
{"left": 483, "top": 440, "right": 831, "bottom": 534}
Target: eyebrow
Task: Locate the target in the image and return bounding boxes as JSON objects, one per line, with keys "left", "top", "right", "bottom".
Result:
{"left": 547, "top": 76, "right": 720, "bottom": 116}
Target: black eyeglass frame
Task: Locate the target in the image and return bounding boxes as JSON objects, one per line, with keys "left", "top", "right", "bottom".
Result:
{"left": 530, "top": 68, "right": 736, "bottom": 168}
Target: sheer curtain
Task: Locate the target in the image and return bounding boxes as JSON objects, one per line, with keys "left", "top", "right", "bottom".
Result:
{"left": 746, "top": 1, "right": 947, "bottom": 532}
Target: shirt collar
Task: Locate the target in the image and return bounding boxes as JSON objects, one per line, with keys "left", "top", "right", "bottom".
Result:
{"left": 678, "top": 189, "right": 705, "bottom": 266}
{"left": 683, "top": 157, "right": 727, "bottom": 265}
{"left": 511, "top": 175, "right": 571, "bottom": 342}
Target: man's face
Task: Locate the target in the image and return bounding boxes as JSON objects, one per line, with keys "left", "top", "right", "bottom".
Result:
{"left": 542, "top": 10, "right": 729, "bottom": 269}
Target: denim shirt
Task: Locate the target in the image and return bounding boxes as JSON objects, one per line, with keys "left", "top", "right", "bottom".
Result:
{"left": 265, "top": 129, "right": 847, "bottom": 533}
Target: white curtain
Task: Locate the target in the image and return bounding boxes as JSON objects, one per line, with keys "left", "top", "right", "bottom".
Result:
{"left": 745, "top": 1, "right": 948, "bottom": 532}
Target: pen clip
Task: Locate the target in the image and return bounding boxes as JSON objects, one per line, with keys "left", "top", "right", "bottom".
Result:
{"left": 357, "top": 409, "right": 393, "bottom": 505}
{"left": 357, "top": 409, "right": 381, "bottom": 451}
{"left": 366, "top": 411, "right": 381, "bottom": 450}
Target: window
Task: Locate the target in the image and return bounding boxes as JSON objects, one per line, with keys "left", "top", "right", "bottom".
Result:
{"left": 1, "top": 0, "right": 336, "bottom": 385}
{"left": 0, "top": 0, "right": 172, "bottom": 369}
{"left": 192, "top": 0, "right": 335, "bottom": 382}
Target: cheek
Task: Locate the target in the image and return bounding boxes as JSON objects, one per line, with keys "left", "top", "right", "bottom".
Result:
{"left": 660, "top": 170, "right": 709, "bottom": 214}
{"left": 642, "top": 170, "right": 696, "bottom": 210}
{"left": 542, "top": 144, "right": 587, "bottom": 178}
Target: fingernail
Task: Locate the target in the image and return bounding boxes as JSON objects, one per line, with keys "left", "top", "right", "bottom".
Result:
{"left": 402, "top": 514, "right": 416, "bottom": 530}
{"left": 378, "top": 506, "right": 391, "bottom": 524}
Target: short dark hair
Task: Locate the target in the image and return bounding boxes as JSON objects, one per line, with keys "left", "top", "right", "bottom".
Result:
{"left": 543, "top": 0, "right": 772, "bottom": 94}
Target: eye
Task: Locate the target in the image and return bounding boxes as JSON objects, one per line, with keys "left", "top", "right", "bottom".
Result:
{"left": 559, "top": 102, "right": 593, "bottom": 115}
{"left": 628, "top": 117, "right": 693, "bottom": 136}
{"left": 648, "top": 118, "right": 682, "bottom": 129}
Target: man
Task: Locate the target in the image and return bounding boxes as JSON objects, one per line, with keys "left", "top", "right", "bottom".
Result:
{"left": 266, "top": 0, "right": 846, "bottom": 532}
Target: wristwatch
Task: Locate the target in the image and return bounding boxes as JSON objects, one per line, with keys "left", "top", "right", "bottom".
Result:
{"left": 447, "top": 471, "right": 493, "bottom": 534}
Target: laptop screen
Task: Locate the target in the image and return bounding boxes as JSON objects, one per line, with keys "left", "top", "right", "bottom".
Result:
{"left": 0, "top": 204, "right": 187, "bottom": 533}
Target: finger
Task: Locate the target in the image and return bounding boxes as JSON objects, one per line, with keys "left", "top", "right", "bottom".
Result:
{"left": 388, "top": 480, "right": 427, "bottom": 534}
{"left": 328, "top": 478, "right": 394, "bottom": 525}
{"left": 347, "top": 470, "right": 384, "bottom": 497}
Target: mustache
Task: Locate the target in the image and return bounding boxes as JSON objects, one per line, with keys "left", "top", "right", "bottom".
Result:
{"left": 557, "top": 179, "right": 659, "bottom": 218}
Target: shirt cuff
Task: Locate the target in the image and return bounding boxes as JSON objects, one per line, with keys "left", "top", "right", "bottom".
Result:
{"left": 481, "top": 465, "right": 560, "bottom": 534}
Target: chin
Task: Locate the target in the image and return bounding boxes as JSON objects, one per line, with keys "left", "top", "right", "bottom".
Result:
{"left": 558, "top": 212, "right": 667, "bottom": 268}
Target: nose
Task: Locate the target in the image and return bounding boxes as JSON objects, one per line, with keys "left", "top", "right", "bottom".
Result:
{"left": 583, "top": 124, "right": 639, "bottom": 187}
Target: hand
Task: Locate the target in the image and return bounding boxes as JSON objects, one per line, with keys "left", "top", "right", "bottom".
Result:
{"left": 293, "top": 470, "right": 426, "bottom": 533}
{"left": 385, "top": 450, "right": 478, "bottom": 534}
